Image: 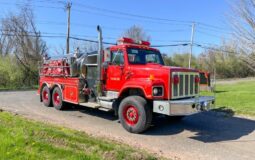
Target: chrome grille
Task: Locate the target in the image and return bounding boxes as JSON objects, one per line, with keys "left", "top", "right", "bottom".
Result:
{"left": 171, "top": 72, "right": 199, "bottom": 99}
{"left": 179, "top": 75, "right": 184, "bottom": 96}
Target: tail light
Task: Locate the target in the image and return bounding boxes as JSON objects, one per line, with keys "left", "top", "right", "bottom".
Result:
{"left": 173, "top": 75, "right": 179, "bottom": 85}
{"left": 195, "top": 76, "right": 200, "bottom": 83}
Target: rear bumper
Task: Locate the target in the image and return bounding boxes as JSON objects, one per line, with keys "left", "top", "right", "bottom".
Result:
{"left": 153, "top": 96, "right": 215, "bottom": 116}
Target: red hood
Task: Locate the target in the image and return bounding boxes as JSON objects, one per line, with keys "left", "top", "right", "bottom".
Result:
{"left": 162, "top": 65, "right": 198, "bottom": 73}
{"left": 129, "top": 64, "right": 198, "bottom": 80}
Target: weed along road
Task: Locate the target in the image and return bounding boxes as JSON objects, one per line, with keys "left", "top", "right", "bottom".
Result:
{"left": 1, "top": 91, "right": 255, "bottom": 160}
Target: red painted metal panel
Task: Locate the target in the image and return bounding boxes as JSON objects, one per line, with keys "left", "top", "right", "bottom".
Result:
{"left": 39, "top": 76, "right": 80, "bottom": 104}
{"left": 64, "top": 85, "right": 78, "bottom": 103}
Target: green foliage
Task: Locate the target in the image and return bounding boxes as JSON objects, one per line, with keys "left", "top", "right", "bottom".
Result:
{"left": 162, "top": 41, "right": 255, "bottom": 78}
{"left": 0, "top": 7, "right": 43, "bottom": 90}
{"left": 162, "top": 53, "right": 199, "bottom": 69}
{"left": 198, "top": 46, "right": 255, "bottom": 78}
{"left": 0, "top": 56, "right": 24, "bottom": 89}
{"left": 0, "top": 111, "right": 158, "bottom": 160}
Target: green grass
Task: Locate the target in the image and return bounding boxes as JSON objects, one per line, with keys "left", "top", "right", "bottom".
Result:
{"left": 203, "top": 81, "right": 255, "bottom": 117}
{"left": 0, "top": 111, "right": 158, "bottom": 160}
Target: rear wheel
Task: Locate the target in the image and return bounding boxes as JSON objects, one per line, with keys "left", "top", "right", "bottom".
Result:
{"left": 41, "top": 86, "right": 52, "bottom": 107}
{"left": 118, "top": 96, "right": 152, "bottom": 133}
{"left": 52, "top": 87, "right": 64, "bottom": 110}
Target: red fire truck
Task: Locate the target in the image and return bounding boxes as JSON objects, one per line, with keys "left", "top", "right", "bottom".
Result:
{"left": 39, "top": 26, "right": 215, "bottom": 133}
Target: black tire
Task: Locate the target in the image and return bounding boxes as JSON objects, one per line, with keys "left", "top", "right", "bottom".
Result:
{"left": 52, "top": 87, "right": 65, "bottom": 110}
{"left": 41, "top": 85, "right": 52, "bottom": 107}
{"left": 118, "top": 96, "right": 152, "bottom": 133}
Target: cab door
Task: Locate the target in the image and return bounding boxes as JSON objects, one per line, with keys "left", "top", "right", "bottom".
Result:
{"left": 106, "top": 49, "right": 125, "bottom": 91}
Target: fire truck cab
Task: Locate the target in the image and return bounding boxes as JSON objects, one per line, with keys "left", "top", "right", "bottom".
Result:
{"left": 39, "top": 26, "right": 215, "bottom": 133}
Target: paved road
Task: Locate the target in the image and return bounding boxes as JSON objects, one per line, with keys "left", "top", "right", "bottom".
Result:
{"left": 0, "top": 91, "right": 254, "bottom": 160}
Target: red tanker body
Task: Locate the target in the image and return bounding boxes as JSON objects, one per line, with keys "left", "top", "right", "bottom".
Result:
{"left": 39, "top": 26, "right": 214, "bottom": 133}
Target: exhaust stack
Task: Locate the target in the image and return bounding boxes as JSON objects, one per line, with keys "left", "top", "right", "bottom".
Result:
{"left": 97, "top": 25, "right": 103, "bottom": 96}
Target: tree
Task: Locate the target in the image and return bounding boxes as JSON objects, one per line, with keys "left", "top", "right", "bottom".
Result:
{"left": 72, "top": 40, "right": 98, "bottom": 54}
{"left": 123, "top": 25, "right": 150, "bottom": 41}
{"left": 0, "top": 6, "right": 47, "bottom": 87}
{"left": 162, "top": 53, "right": 175, "bottom": 66}
{"left": 171, "top": 53, "right": 198, "bottom": 68}
{"left": 230, "top": 0, "right": 255, "bottom": 71}
{"left": 198, "top": 41, "right": 255, "bottom": 78}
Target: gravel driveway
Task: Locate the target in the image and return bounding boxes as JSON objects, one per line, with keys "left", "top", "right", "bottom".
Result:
{"left": 0, "top": 91, "right": 254, "bottom": 160}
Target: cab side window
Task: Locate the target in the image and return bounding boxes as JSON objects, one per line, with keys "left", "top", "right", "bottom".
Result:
{"left": 111, "top": 50, "right": 124, "bottom": 65}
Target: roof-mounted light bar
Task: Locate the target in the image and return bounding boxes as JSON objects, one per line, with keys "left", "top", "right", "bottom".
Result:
{"left": 117, "top": 37, "right": 150, "bottom": 46}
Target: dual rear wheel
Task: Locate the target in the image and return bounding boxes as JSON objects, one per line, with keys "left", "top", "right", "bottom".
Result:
{"left": 41, "top": 86, "right": 64, "bottom": 110}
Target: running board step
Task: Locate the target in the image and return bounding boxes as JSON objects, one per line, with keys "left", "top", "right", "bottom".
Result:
{"left": 98, "top": 107, "right": 112, "bottom": 112}
{"left": 98, "top": 96, "right": 115, "bottom": 102}
{"left": 79, "top": 102, "right": 100, "bottom": 109}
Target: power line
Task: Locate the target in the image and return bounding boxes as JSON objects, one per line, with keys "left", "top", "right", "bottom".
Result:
{"left": 196, "top": 30, "right": 232, "bottom": 41}
{"left": 0, "top": 32, "right": 239, "bottom": 55}
{"left": 197, "top": 22, "right": 230, "bottom": 31}
{"left": 151, "top": 43, "right": 189, "bottom": 47}
{"left": 194, "top": 43, "right": 238, "bottom": 54}
{"left": 69, "top": 36, "right": 116, "bottom": 45}
{"left": 0, "top": 33, "right": 66, "bottom": 38}
{"left": 0, "top": 2, "right": 63, "bottom": 10}
{"left": 72, "top": 2, "right": 232, "bottom": 32}
{"left": 198, "top": 26, "right": 233, "bottom": 35}
{"left": 37, "top": 21, "right": 189, "bottom": 33}
{"left": 73, "top": 2, "right": 192, "bottom": 25}
{"left": 1, "top": 0, "right": 233, "bottom": 33}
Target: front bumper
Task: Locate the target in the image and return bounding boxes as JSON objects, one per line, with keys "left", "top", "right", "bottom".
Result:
{"left": 153, "top": 96, "right": 215, "bottom": 116}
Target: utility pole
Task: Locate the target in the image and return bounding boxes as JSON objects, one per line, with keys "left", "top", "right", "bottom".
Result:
{"left": 189, "top": 23, "right": 195, "bottom": 68}
{"left": 66, "top": 1, "right": 71, "bottom": 54}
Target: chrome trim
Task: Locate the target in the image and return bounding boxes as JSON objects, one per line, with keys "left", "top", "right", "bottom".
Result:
{"left": 106, "top": 91, "right": 119, "bottom": 99}
{"left": 171, "top": 72, "right": 199, "bottom": 99}
{"left": 153, "top": 96, "right": 215, "bottom": 116}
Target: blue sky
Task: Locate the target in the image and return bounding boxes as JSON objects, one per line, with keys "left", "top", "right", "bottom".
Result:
{"left": 0, "top": 0, "right": 234, "bottom": 56}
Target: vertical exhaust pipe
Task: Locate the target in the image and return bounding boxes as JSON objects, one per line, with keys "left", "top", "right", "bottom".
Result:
{"left": 97, "top": 25, "right": 103, "bottom": 97}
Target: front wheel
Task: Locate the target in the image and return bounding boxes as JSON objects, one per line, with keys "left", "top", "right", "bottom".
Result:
{"left": 52, "top": 87, "right": 65, "bottom": 110}
{"left": 118, "top": 96, "right": 152, "bottom": 133}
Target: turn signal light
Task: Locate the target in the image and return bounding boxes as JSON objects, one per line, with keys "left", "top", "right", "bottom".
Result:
{"left": 173, "top": 75, "right": 179, "bottom": 85}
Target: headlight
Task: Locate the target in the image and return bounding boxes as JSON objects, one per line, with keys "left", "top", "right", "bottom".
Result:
{"left": 153, "top": 86, "right": 163, "bottom": 96}
{"left": 153, "top": 88, "right": 158, "bottom": 95}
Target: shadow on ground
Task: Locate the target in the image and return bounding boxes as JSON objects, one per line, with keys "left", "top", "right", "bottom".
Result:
{"left": 214, "top": 90, "right": 228, "bottom": 93}
{"left": 63, "top": 104, "right": 118, "bottom": 121}
{"left": 63, "top": 103, "right": 255, "bottom": 143}
{"left": 211, "top": 106, "right": 235, "bottom": 117}
{"left": 145, "top": 111, "right": 255, "bottom": 143}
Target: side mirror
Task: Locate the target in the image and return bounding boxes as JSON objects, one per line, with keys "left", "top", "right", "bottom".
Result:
{"left": 102, "top": 61, "right": 109, "bottom": 69}
{"left": 104, "top": 49, "right": 111, "bottom": 62}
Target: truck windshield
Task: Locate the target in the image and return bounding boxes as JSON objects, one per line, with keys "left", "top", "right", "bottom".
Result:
{"left": 127, "top": 48, "right": 164, "bottom": 65}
